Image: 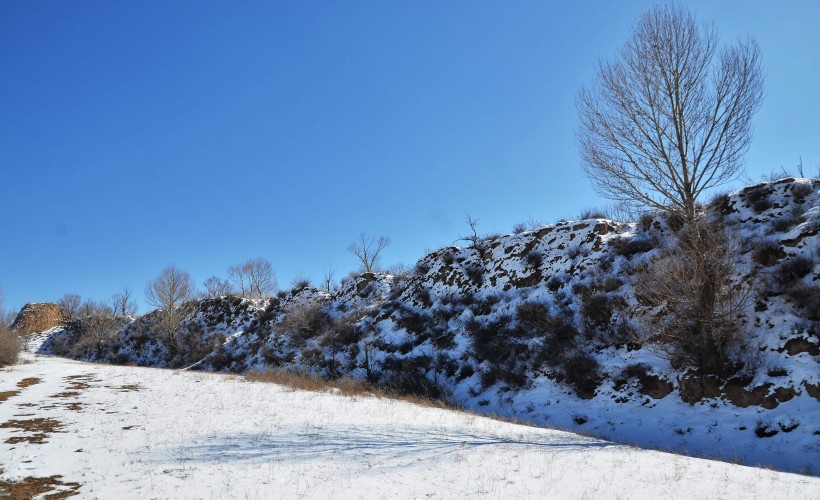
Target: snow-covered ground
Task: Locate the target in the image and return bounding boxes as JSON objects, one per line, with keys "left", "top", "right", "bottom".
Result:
{"left": 1, "top": 354, "right": 818, "bottom": 499}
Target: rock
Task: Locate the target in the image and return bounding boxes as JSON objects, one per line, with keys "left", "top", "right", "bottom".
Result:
{"left": 678, "top": 372, "right": 721, "bottom": 404}
{"left": 783, "top": 337, "right": 819, "bottom": 356}
{"left": 11, "top": 303, "right": 68, "bottom": 335}
{"left": 803, "top": 381, "right": 820, "bottom": 402}
{"left": 721, "top": 381, "right": 797, "bottom": 409}
{"left": 638, "top": 373, "right": 674, "bottom": 399}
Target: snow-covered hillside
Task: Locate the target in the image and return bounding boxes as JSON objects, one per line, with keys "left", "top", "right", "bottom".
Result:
{"left": 37, "top": 177, "right": 819, "bottom": 475}
{"left": 1, "top": 355, "right": 818, "bottom": 499}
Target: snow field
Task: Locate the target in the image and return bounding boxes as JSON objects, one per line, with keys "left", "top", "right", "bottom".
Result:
{"left": 1, "top": 355, "right": 818, "bottom": 499}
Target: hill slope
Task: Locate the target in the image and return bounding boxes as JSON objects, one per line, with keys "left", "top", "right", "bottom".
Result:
{"left": 38, "top": 177, "right": 820, "bottom": 474}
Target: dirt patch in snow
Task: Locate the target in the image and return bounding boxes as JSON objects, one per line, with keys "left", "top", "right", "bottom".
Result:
{"left": 0, "top": 391, "right": 19, "bottom": 404}
{"left": 16, "top": 378, "right": 42, "bottom": 389}
{"left": 1, "top": 417, "right": 65, "bottom": 444}
{"left": 0, "top": 467, "right": 80, "bottom": 499}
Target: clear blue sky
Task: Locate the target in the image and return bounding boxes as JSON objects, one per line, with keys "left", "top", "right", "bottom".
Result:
{"left": 1, "top": 1, "right": 818, "bottom": 314}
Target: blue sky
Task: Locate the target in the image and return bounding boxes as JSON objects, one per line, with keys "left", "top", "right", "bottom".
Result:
{"left": 1, "top": 1, "right": 818, "bottom": 313}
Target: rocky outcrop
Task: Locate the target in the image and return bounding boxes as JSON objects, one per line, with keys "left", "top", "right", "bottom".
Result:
{"left": 12, "top": 303, "right": 67, "bottom": 335}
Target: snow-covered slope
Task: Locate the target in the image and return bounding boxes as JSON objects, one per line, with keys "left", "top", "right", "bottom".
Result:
{"left": 1, "top": 355, "right": 818, "bottom": 499}
{"left": 36, "top": 177, "right": 820, "bottom": 475}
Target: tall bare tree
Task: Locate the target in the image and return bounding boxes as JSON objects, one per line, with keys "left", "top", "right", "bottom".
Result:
{"left": 202, "top": 276, "right": 235, "bottom": 298}
{"left": 227, "top": 258, "right": 276, "bottom": 299}
{"left": 347, "top": 234, "right": 390, "bottom": 273}
{"left": 577, "top": 4, "right": 764, "bottom": 223}
{"left": 145, "top": 265, "right": 194, "bottom": 349}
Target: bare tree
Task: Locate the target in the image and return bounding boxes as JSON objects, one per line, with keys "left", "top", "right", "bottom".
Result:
{"left": 202, "top": 276, "right": 235, "bottom": 298}
{"left": 145, "top": 265, "right": 195, "bottom": 349}
{"left": 110, "top": 288, "right": 137, "bottom": 318}
{"left": 321, "top": 265, "right": 336, "bottom": 294}
{"left": 347, "top": 234, "right": 390, "bottom": 273}
{"left": 577, "top": 4, "right": 764, "bottom": 224}
{"left": 455, "top": 215, "right": 480, "bottom": 246}
{"left": 227, "top": 258, "right": 276, "bottom": 299}
{"left": 58, "top": 293, "right": 82, "bottom": 321}
{"left": 79, "top": 299, "right": 114, "bottom": 320}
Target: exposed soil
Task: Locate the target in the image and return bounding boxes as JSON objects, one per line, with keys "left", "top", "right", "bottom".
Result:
{"left": 0, "top": 391, "right": 19, "bottom": 404}
{"left": 0, "top": 467, "right": 80, "bottom": 499}
{"left": 1, "top": 418, "right": 64, "bottom": 445}
{"left": 16, "top": 378, "right": 42, "bottom": 389}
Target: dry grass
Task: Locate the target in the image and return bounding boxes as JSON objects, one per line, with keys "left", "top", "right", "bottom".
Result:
{"left": 0, "top": 391, "right": 19, "bottom": 403}
{"left": 1, "top": 417, "right": 65, "bottom": 444}
{"left": 16, "top": 377, "right": 41, "bottom": 388}
{"left": 244, "top": 369, "right": 458, "bottom": 410}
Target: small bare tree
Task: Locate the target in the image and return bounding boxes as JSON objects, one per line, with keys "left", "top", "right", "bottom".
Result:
{"left": 321, "top": 265, "right": 336, "bottom": 294}
{"left": 577, "top": 4, "right": 764, "bottom": 224}
{"left": 454, "top": 215, "right": 481, "bottom": 246}
{"left": 111, "top": 288, "right": 137, "bottom": 318}
{"left": 228, "top": 258, "right": 276, "bottom": 298}
{"left": 145, "top": 265, "right": 195, "bottom": 350}
{"left": 347, "top": 234, "right": 390, "bottom": 273}
{"left": 58, "top": 293, "right": 82, "bottom": 321}
{"left": 202, "top": 276, "right": 235, "bottom": 298}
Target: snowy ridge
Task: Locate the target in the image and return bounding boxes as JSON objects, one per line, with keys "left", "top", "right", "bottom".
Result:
{"left": 37, "top": 178, "right": 819, "bottom": 474}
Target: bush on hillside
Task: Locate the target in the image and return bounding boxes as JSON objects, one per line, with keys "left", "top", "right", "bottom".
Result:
{"left": 635, "top": 220, "right": 752, "bottom": 376}
{"left": 775, "top": 256, "right": 813, "bottom": 287}
{"left": 751, "top": 238, "right": 785, "bottom": 267}
{"left": 610, "top": 235, "right": 657, "bottom": 257}
{"left": 0, "top": 323, "right": 21, "bottom": 367}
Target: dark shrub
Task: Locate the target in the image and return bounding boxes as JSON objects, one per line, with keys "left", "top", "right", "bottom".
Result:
{"left": 787, "top": 284, "right": 820, "bottom": 320}
{"left": 547, "top": 276, "right": 563, "bottom": 291}
{"left": 791, "top": 182, "right": 813, "bottom": 203}
{"left": 561, "top": 352, "right": 602, "bottom": 399}
{"left": 380, "top": 355, "right": 446, "bottom": 399}
{"left": 581, "top": 293, "right": 619, "bottom": 329}
{"left": 470, "top": 294, "right": 500, "bottom": 316}
{"left": 567, "top": 245, "right": 587, "bottom": 259}
{"left": 512, "top": 222, "right": 527, "bottom": 234}
{"left": 665, "top": 211, "right": 685, "bottom": 232}
{"left": 516, "top": 301, "right": 551, "bottom": 328}
{"left": 772, "top": 211, "right": 805, "bottom": 233}
{"left": 709, "top": 191, "right": 731, "bottom": 210}
{"left": 464, "top": 264, "right": 484, "bottom": 285}
{"left": 615, "top": 362, "right": 651, "bottom": 387}
{"left": 776, "top": 256, "right": 814, "bottom": 286}
{"left": 414, "top": 261, "right": 431, "bottom": 276}
{"left": 579, "top": 207, "right": 608, "bottom": 219}
{"left": 526, "top": 250, "right": 544, "bottom": 268}
{"left": 638, "top": 213, "right": 654, "bottom": 232}
{"left": 466, "top": 315, "right": 532, "bottom": 388}
{"left": 752, "top": 239, "right": 785, "bottom": 267}
{"left": 610, "top": 236, "right": 656, "bottom": 257}
{"left": 571, "top": 282, "right": 592, "bottom": 300}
